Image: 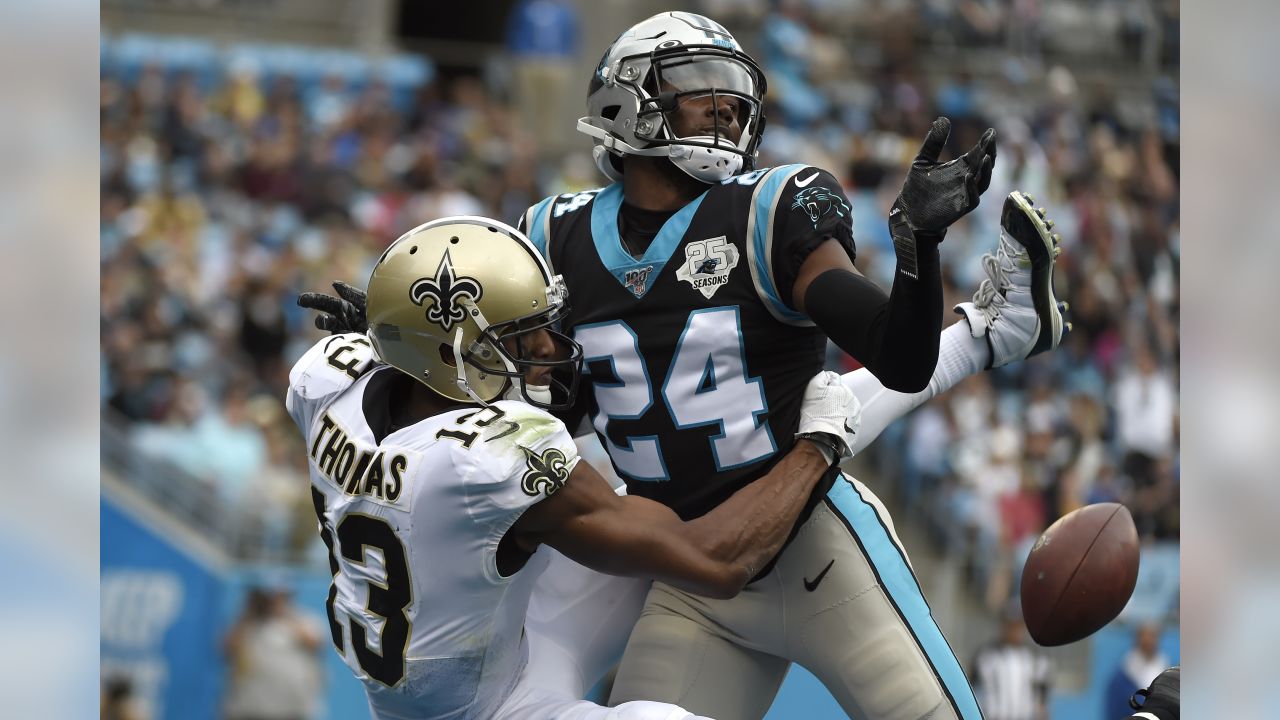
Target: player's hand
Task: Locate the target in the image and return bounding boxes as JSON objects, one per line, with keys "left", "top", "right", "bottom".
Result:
{"left": 892, "top": 116, "right": 996, "bottom": 242}
{"left": 297, "top": 281, "right": 368, "bottom": 334}
{"left": 796, "top": 370, "right": 861, "bottom": 463}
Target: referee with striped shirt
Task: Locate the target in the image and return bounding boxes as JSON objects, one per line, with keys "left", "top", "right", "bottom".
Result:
{"left": 970, "top": 605, "right": 1052, "bottom": 720}
{"left": 970, "top": 604, "right": 1179, "bottom": 720}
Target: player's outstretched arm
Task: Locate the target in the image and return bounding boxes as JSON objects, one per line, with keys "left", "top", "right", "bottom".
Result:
{"left": 512, "top": 439, "right": 831, "bottom": 599}
{"left": 793, "top": 117, "right": 996, "bottom": 393}
{"left": 511, "top": 372, "right": 856, "bottom": 599}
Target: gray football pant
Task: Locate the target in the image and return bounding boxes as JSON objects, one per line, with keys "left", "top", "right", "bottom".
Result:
{"left": 608, "top": 475, "right": 983, "bottom": 720}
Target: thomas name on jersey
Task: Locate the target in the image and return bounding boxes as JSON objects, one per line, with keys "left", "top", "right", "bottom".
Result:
{"left": 310, "top": 411, "right": 408, "bottom": 503}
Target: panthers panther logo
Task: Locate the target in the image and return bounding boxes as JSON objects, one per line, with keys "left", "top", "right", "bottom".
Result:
{"left": 790, "top": 187, "right": 851, "bottom": 230}
{"left": 521, "top": 446, "right": 570, "bottom": 497}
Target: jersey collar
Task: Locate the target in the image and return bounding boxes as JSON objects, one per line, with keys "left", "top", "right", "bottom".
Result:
{"left": 590, "top": 183, "right": 709, "bottom": 299}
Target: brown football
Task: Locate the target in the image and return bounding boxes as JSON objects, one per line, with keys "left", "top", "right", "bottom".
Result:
{"left": 1020, "top": 502, "right": 1140, "bottom": 646}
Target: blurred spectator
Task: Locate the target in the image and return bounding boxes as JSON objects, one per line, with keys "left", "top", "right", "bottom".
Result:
{"left": 901, "top": 402, "right": 952, "bottom": 512}
{"left": 222, "top": 587, "right": 324, "bottom": 720}
{"left": 101, "top": 676, "right": 145, "bottom": 720}
{"left": 1104, "top": 623, "right": 1169, "bottom": 718}
{"left": 1113, "top": 341, "right": 1178, "bottom": 539}
{"left": 760, "top": 0, "right": 829, "bottom": 126}
{"left": 1056, "top": 392, "right": 1119, "bottom": 513}
{"left": 971, "top": 605, "right": 1053, "bottom": 720}
{"left": 999, "top": 466, "right": 1048, "bottom": 599}
{"left": 505, "top": 0, "right": 580, "bottom": 163}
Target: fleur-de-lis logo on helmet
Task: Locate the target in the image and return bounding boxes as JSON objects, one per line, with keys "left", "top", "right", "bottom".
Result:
{"left": 521, "top": 447, "right": 570, "bottom": 497}
{"left": 409, "top": 250, "right": 483, "bottom": 333}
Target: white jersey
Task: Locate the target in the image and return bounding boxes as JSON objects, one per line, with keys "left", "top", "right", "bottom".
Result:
{"left": 285, "top": 334, "right": 581, "bottom": 720}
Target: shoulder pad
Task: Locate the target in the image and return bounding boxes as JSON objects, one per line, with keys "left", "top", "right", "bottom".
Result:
{"left": 285, "top": 334, "right": 377, "bottom": 429}
{"left": 522, "top": 189, "right": 606, "bottom": 261}
{"left": 449, "top": 402, "right": 580, "bottom": 523}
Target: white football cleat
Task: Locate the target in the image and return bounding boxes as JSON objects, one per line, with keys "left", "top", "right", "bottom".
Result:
{"left": 954, "top": 191, "right": 1068, "bottom": 368}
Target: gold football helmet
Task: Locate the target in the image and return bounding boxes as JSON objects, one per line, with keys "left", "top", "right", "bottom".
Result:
{"left": 365, "top": 216, "right": 582, "bottom": 410}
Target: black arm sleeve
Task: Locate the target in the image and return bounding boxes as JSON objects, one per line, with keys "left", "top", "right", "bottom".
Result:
{"left": 804, "top": 232, "right": 942, "bottom": 393}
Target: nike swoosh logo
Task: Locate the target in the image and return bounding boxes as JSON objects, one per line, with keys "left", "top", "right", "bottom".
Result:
{"left": 844, "top": 420, "right": 857, "bottom": 434}
{"left": 803, "top": 559, "right": 835, "bottom": 592}
{"left": 794, "top": 171, "right": 820, "bottom": 188}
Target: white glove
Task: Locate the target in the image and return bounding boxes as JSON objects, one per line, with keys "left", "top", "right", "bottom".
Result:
{"left": 796, "top": 370, "right": 862, "bottom": 464}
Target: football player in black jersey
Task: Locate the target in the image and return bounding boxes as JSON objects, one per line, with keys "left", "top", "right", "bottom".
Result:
{"left": 300, "top": 11, "right": 1068, "bottom": 720}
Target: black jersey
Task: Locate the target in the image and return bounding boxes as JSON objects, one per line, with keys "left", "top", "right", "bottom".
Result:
{"left": 519, "top": 164, "right": 856, "bottom": 519}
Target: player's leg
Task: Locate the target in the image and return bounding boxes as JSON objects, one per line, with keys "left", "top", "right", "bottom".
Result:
{"left": 608, "top": 581, "right": 790, "bottom": 720}
{"left": 842, "top": 321, "right": 988, "bottom": 455}
{"left": 777, "top": 474, "right": 982, "bottom": 720}
{"left": 843, "top": 190, "right": 1067, "bottom": 456}
{"left": 525, "top": 545, "right": 654, "bottom": 699}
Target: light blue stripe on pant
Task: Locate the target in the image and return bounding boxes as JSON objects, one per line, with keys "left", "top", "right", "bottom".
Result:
{"left": 825, "top": 474, "right": 985, "bottom": 720}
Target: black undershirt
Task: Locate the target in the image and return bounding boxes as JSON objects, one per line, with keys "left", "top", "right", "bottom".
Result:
{"left": 619, "top": 201, "right": 676, "bottom": 259}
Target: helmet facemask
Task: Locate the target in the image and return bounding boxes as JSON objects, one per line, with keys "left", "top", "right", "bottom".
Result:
{"left": 579, "top": 37, "right": 768, "bottom": 184}
{"left": 365, "top": 216, "right": 584, "bottom": 414}
{"left": 635, "top": 46, "right": 765, "bottom": 183}
{"left": 458, "top": 276, "right": 583, "bottom": 413}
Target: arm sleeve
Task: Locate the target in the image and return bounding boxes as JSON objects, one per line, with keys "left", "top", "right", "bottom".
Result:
{"left": 751, "top": 164, "right": 941, "bottom": 391}
{"left": 803, "top": 232, "right": 943, "bottom": 393}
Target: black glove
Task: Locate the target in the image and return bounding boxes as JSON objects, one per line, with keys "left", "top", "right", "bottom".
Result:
{"left": 297, "top": 281, "right": 368, "bottom": 335}
{"left": 892, "top": 116, "right": 997, "bottom": 243}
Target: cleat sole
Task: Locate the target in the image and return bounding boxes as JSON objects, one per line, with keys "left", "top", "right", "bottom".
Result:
{"left": 1002, "top": 191, "right": 1063, "bottom": 356}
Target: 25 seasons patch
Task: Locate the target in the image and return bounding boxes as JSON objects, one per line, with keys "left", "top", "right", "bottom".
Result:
{"left": 676, "top": 236, "right": 740, "bottom": 300}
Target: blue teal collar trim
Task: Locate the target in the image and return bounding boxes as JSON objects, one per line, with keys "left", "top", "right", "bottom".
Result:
{"left": 590, "top": 183, "right": 709, "bottom": 299}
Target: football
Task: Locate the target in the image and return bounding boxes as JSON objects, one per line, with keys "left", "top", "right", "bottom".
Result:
{"left": 1020, "top": 502, "right": 1140, "bottom": 646}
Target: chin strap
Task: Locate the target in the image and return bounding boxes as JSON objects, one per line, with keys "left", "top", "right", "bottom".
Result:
{"left": 503, "top": 380, "right": 552, "bottom": 406}
{"left": 451, "top": 326, "right": 486, "bottom": 405}
{"left": 579, "top": 117, "right": 747, "bottom": 184}
{"left": 455, "top": 297, "right": 532, "bottom": 406}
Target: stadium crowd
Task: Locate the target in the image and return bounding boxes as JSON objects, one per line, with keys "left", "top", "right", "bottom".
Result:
{"left": 100, "top": 0, "right": 1178, "bottom": 620}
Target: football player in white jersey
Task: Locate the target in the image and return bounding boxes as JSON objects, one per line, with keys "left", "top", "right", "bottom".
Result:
{"left": 286, "top": 216, "right": 860, "bottom": 720}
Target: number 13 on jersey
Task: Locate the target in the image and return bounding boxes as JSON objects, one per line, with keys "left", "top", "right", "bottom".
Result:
{"left": 575, "top": 306, "right": 776, "bottom": 481}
